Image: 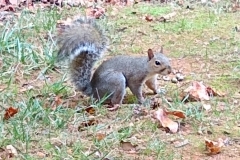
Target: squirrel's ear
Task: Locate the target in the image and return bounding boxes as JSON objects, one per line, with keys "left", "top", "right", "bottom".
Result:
{"left": 160, "top": 46, "right": 164, "bottom": 54}
{"left": 148, "top": 49, "right": 154, "bottom": 60}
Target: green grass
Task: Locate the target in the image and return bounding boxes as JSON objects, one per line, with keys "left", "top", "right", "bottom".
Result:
{"left": 0, "top": 1, "right": 240, "bottom": 159}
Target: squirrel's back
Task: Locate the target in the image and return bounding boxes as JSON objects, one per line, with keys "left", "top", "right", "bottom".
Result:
{"left": 92, "top": 53, "right": 170, "bottom": 86}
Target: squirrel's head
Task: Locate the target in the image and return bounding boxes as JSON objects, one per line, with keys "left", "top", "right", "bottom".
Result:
{"left": 147, "top": 48, "right": 172, "bottom": 75}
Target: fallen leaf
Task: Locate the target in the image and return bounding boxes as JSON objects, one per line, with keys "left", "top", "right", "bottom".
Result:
{"left": 126, "top": 0, "right": 134, "bottom": 6}
{"left": 51, "top": 96, "right": 62, "bottom": 110}
{"left": 0, "top": 145, "right": 18, "bottom": 159}
{"left": 165, "top": 110, "right": 186, "bottom": 118}
{"left": 184, "top": 81, "right": 210, "bottom": 101}
{"left": 6, "top": 145, "right": 18, "bottom": 157}
{"left": 0, "top": 147, "right": 11, "bottom": 159}
{"left": 120, "top": 141, "right": 137, "bottom": 151}
{"left": 205, "top": 137, "right": 224, "bottom": 155}
{"left": 206, "top": 87, "right": 225, "bottom": 97}
{"left": 85, "top": 6, "right": 106, "bottom": 19}
{"left": 50, "top": 138, "right": 63, "bottom": 147}
{"left": 85, "top": 106, "right": 96, "bottom": 115}
{"left": 153, "top": 108, "right": 179, "bottom": 133}
{"left": 0, "top": 0, "right": 7, "bottom": 6}
{"left": 36, "top": 151, "right": 46, "bottom": 158}
{"left": 95, "top": 133, "right": 106, "bottom": 141}
{"left": 145, "top": 15, "right": 153, "bottom": 22}
{"left": 4, "top": 107, "right": 18, "bottom": 120}
{"left": 0, "top": 5, "right": 16, "bottom": 12}
{"left": 78, "top": 119, "right": 98, "bottom": 131}
{"left": 9, "top": 0, "right": 19, "bottom": 5}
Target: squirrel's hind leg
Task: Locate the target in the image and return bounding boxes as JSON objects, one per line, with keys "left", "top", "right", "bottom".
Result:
{"left": 93, "top": 72, "right": 126, "bottom": 105}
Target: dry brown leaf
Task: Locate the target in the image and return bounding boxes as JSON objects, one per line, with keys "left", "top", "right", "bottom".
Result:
{"left": 50, "top": 137, "right": 63, "bottom": 147}
{"left": 9, "top": 0, "right": 18, "bottom": 5}
{"left": 0, "top": 147, "right": 12, "bottom": 159}
{"left": 55, "top": 96, "right": 63, "bottom": 105}
{"left": 205, "top": 137, "right": 224, "bottom": 155}
{"left": 145, "top": 15, "right": 153, "bottom": 22}
{"left": 165, "top": 110, "right": 186, "bottom": 118}
{"left": 120, "top": 141, "right": 137, "bottom": 151}
{"left": 51, "top": 96, "right": 62, "bottom": 110}
{"left": 36, "top": 151, "right": 46, "bottom": 158}
{"left": 126, "top": 0, "right": 134, "bottom": 6}
{"left": 6, "top": 145, "right": 18, "bottom": 158}
{"left": 0, "top": 5, "right": 16, "bottom": 12}
{"left": 0, "top": 0, "right": 7, "bottom": 6}
{"left": 95, "top": 133, "right": 106, "bottom": 141}
{"left": 0, "top": 145, "right": 18, "bottom": 159}
{"left": 153, "top": 108, "right": 178, "bottom": 133}
{"left": 78, "top": 119, "right": 98, "bottom": 131}
{"left": 206, "top": 86, "right": 225, "bottom": 97}
{"left": 85, "top": 106, "right": 96, "bottom": 115}
{"left": 184, "top": 81, "right": 210, "bottom": 101}
{"left": 4, "top": 107, "right": 18, "bottom": 120}
{"left": 85, "top": 6, "right": 106, "bottom": 19}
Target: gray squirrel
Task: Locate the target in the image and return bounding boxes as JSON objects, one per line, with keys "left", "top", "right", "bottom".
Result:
{"left": 57, "top": 17, "right": 172, "bottom": 105}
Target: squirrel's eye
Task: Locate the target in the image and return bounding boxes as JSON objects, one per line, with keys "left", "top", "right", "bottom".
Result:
{"left": 155, "top": 61, "right": 161, "bottom": 65}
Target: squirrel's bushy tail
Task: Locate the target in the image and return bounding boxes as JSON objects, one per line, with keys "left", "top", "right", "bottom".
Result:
{"left": 57, "top": 17, "right": 108, "bottom": 95}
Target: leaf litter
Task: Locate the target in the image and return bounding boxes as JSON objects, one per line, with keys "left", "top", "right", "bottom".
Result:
{"left": 4, "top": 107, "right": 18, "bottom": 120}
{"left": 183, "top": 81, "right": 225, "bottom": 102}
{"left": 153, "top": 108, "right": 181, "bottom": 133}
{"left": 205, "top": 137, "right": 225, "bottom": 155}
{"left": 1, "top": 0, "right": 240, "bottom": 159}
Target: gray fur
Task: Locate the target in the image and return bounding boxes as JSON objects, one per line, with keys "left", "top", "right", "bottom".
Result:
{"left": 57, "top": 17, "right": 172, "bottom": 104}
{"left": 91, "top": 54, "right": 171, "bottom": 104}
